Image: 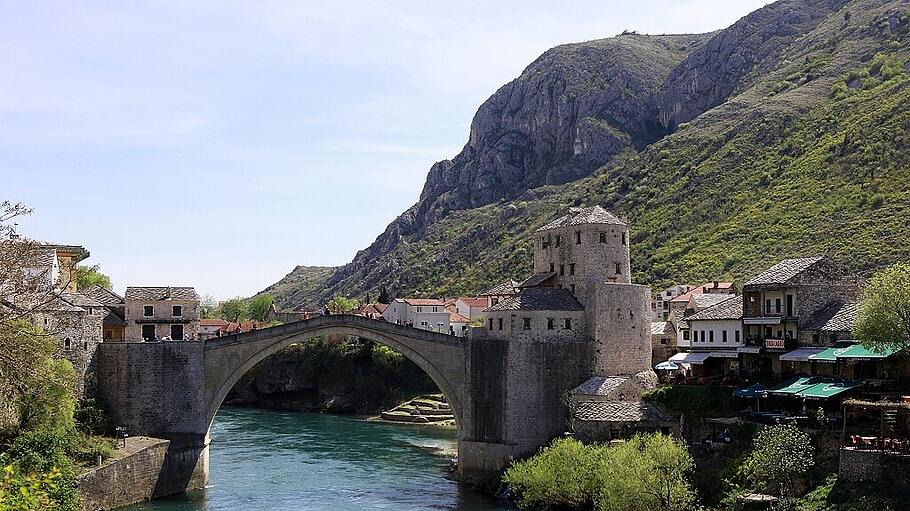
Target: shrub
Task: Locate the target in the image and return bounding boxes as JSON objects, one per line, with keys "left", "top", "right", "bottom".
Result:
{"left": 504, "top": 437, "right": 602, "bottom": 509}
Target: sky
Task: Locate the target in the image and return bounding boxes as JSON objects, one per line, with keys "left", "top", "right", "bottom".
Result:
{"left": 1, "top": 0, "right": 771, "bottom": 300}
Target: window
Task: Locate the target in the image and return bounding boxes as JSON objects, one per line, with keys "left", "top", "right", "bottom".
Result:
{"left": 683, "top": 330, "right": 690, "bottom": 340}
{"left": 491, "top": 297, "right": 499, "bottom": 306}
{"left": 83, "top": 341, "right": 88, "bottom": 350}
{"left": 709, "top": 331, "right": 714, "bottom": 342}
{"left": 432, "top": 306, "right": 438, "bottom": 312}
{"left": 735, "top": 330, "right": 741, "bottom": 343}
{"left": 497, "top": 318, "right": 503, "bottom": 330}
{"left": 722, "top": 330, "right": 728, "bottom": 342}
{"left": 143, "top": 305, "right": 154, "bottom": 317}
{"left": 549, "top": 263, "right": 555, "bottom": 272}
{"left": 559, "top": 265, "right": 565, "bottom": 276}
{"left": 488, "top": 318, "right": 493, "bottom": 330}
{"left": 599, "top": 232, "right": 607, "bottom": 243}
{"left": 775, "top": 298, "right": 782, "bottom": 314}
{"left": 547, "top": 318, "right": 555, "bottom": 330}
{"left": 555, "top": 235, "right": 561, "bottom": 247}
{"left": 171, "top": 325, "right": 184, "bottom": 340}
{"left": 142, "top": 325, "right": 156, "bottom": 341}
{"left": 621, "top": 232, "right": 627, "bottom": 246}
{"left": 765, "top": 326, "right": 773, "bottom": 337}
{"left": 615, "top": 262, "right": 621, "bottom": 275}
{"left": 765, "top": 299, "right": 772, "bottom": 314}
{"left": 700, "top": 331, "right": 705, "bottom": 342}
{"left": 172, "top": 305, "right": 182, "bottom": 317}
{"left": 523, "top": 318, "right": 532, "bottom": 330}
{"left": 569, "top": 263, "right": 575, "bottom": 275}
{"left": 542, "top": 237, "right": 549, "bottom": 248}
{"left": 417, "top": 307, "right": 422, "bottom": 312}
{"left": 564, "top": 318, "right": 572, "bottom": 329}
{"left": 575, "top": 231, "right": 582, "bottom": 244}
{"left": 64, "top": 338, "right": 71, "bottom": 349}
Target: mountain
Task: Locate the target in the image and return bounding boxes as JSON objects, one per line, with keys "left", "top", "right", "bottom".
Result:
{"left": 267, "top": 0, "right": 910, "bottom": 310}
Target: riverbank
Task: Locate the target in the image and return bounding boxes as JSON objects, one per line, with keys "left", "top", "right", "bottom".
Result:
{"left": 77, "top": 436, "right": 173, "bottom": 510}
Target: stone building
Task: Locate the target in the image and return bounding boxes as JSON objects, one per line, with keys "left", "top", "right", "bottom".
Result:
{"left": 477, "top": 205, "right": 657, "bottom": 445}
{"left": 740, "top": 256, "right": 862, "bottom": 377}
{"left": 82, "top": 284, "right": 128, "bottom": 341}
{"left": 124, "top": 287, "right": 200, "bottom": 341}
{"left": 479, "top": 279, "right": 519, "bottom": 309}
{"left": 650, "top": 320, "right": 677, "bottom": 366}
{"left": 31, "top": 291, "right": 105, "bottom": 394}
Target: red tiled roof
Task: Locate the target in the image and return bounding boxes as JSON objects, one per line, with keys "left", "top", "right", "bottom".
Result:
{"left": 458, "top": 297, "right": 487, "bottom": 308}
{"left": 449, "top": 312, "right": 471, "bottom": 323}
{"left": 670, "top": 282, "right": 735, "bottom": 303}
{"left": 200, "top": 319, "right": 229, "bottom": 327}
{"left": 402, "top": 298, "right": 446, "bottom": 306}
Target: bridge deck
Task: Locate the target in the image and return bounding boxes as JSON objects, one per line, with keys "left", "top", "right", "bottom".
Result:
{"left": 204, "top": 314, "right": 464, "bottom": 350}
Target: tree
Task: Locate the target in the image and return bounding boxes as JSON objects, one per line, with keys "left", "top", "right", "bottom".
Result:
{"left": 739, "top": 424, "right": 814, "bottom": 500}
{"left": 378, "top": 287, "right": 390, "bottom": 304}
{"left": 74, "top": 264, "right": 112, "bottom": 290}
{"left": 327, "top": 295, "right": 359, "bottom": 314}
{"left": 854, "top": 262, "right": 910, "bottom": 351}
{"left": 596, "top": 434, "right": 696, "bottom": 511}
{"left": 198, "top": 294, "right": 220, "bottom": 319}
{"left": 247, "top": 295, "right": 274, "bottom": 322}
{"left": 220, "top": 298, "right": 248, "bottom": 323}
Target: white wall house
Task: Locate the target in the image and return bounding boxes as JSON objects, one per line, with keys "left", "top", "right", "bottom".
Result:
{"left": 684, "top": 295, "right": 744, "bottom": 352}
{"left": 447, "top": 297, "right": 487, "bottom": 319}
{"left": 381, "top": 298, "right": 453, "bottom": 334}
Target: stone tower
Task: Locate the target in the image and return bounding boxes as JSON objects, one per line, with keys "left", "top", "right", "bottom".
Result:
{"left": 532, "top": 205, "right": 650, "bottom": 375}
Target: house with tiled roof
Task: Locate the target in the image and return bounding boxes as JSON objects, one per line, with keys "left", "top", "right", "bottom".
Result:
{"left": 445, "top": 297, "right": 487, "bottom": 319}
{"left": 381, "top": 297, "right": 470, "bottom": 336}
{"left": 82, "top": 284, "right": 127, "bottom": 341}
{"left": 739, "top": 256, "right": 862, "bottom": 378}
{"left": 124, "top": 286, "right": 200, "bottom": 341}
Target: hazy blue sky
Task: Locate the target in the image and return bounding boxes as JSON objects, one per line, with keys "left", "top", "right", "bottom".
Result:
{"left": 1, "top": 0, "right": 770, "bottom": 300}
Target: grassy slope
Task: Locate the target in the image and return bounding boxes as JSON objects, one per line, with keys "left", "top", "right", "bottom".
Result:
{"left": 260, "top": 265, "right": 336, "bottom": 309}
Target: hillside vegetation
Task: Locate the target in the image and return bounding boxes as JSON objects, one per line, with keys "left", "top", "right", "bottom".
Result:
{"left": 268, "top": 0, "right": 910, "bottom": 309}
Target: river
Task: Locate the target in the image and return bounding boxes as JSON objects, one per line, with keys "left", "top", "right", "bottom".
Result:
{"left": 124, "top": 407, "right": 508, "bottom": 511}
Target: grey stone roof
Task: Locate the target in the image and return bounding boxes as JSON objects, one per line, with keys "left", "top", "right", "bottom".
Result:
{"left": 692, "top": 293, "right": 735, "bottom": 310}
{"left": 518, "top": 272, "right": 557, "bottom": 288}
{"left": 60, "top": 292, "right": 104, "bottom": 309}
{"left": 745, "top": 256, "right": 825, "bottom": 286}
{"left": 651, "top": 321, "right": 675, "bottom": 336}
{"left": 573, "top": 401, "right": 671, "bottom": 423}
{"left": 536, "top": 206, "right": 626, "bottom": 232}
{"left": 481, "top": 279, "right": 519, "bottom": 296}
{"left": 124, "top": 286, "right": 199, "bottom": 301}
{"left": 485, "top": 287, "right": 584, "bottom": 312}
{"left": 81, "top": 285, "right": 124, "bottom": 306}
{"left": 102, "top": 309, "right": 128, "bottom": 327}
{"left": 687, "top": 295, "right": 743, "bottom": 321}
{"left": 572, "top": 376, "right": 629, "bottom": 397}
{"left": 805, "top": 301, "right": 859, "bottom": 332}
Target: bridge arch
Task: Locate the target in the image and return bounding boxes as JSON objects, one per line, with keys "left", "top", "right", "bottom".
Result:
{"left": 202, "top": 315, "right": 467, "bottom": 437}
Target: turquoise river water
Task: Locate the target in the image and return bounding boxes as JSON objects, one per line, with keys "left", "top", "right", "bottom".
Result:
{"left": 124, "top": 407, "right": 508, "bottom": 511}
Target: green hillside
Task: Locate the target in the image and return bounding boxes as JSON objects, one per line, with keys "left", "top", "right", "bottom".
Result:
{"left": 268, "top": 0, "right": 910, "bottom": 308}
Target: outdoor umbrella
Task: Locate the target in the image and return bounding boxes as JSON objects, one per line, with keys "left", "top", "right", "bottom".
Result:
{"left": 655, "top": 361, "right": 680, "bottom": 371}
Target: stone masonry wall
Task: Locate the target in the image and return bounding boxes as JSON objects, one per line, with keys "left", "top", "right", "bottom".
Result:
{"left": 77, "top": 438, "right": 209, "bottom": 510}
{"left": 593, "top": 283, "right": 652, "bottom": 375}
{"left": 96, "top": 342, "right": 208, "bottom": 437}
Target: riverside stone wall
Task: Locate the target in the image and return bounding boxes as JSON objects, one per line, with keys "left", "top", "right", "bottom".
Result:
{"left": 77, "top": 438, "right": 208, "bottom": 510}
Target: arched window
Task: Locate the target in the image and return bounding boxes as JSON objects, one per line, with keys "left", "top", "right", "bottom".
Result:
{"left": 64, "top": 338, "right": 71, "bottom": 349}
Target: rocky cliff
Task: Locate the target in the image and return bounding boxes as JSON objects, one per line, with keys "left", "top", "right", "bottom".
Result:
{"left": 268, "top": 0, "right": 910, "bottom": 309}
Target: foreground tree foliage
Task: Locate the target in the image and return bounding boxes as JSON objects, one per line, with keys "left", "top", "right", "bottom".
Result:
{"left": 220, "top": 298, "right": 248, "bottom": 322}
{"left": 738, "top": 424, "right": 815, "bottom": 500}
{"left": 854, "top": 262, "right": 910, "bottom": 352}
{"left": 504, "top": 435, "right": 696, "bottom": 511}
{"left": 326, "top": 295, "right": 359, "bottom": 314}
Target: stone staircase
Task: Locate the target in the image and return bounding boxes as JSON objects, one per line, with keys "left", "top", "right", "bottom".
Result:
{"left": 379, "top": 394, "right": 454, "bottom": 424}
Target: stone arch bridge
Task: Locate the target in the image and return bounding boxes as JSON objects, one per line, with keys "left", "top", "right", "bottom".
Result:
{"left": 97, "top": 314, "right": 593, "bottom": 496}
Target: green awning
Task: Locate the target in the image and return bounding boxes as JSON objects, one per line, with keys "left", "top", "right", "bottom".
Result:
{"left": 767, "top": 376, "right": 816, "bottom": 395}
{"left": 808, "top": 346, "right": 852, "bottom": 363}
{"left": 835, "top": 344, "right": 899, "bottom": 360}
{"left": 798, "top": 379, "right": 861, "bottom": 399}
